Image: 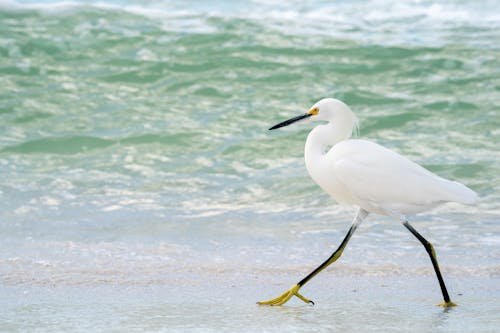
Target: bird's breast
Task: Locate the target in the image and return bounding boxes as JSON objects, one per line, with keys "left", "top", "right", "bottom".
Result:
{"left": 305, "top": 155, "right": 356, "bottom": 206}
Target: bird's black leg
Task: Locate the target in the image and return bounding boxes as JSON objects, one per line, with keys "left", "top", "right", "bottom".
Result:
{"left": 402, "top": 220, "right": 457, "bottom": 307}
{"left": 297, "top": 208, "right": 369, "bottom": 288}
{"left": 297, "top": 223, "right": 357, "bottom": 288}
{"left": 258, "top": 208, "right": 369, "bottom": 306}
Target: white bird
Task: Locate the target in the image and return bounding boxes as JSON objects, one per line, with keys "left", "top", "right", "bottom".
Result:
{"left": 258, "top": 98, "right": 478, "bottom": 307}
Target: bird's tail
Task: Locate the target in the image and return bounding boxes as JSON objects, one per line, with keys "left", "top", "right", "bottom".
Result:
{"left": 441, "top": 180, "right": 478, "bottom": 205}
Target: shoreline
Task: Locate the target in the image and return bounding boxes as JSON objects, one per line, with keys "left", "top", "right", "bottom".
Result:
{"left": 2, "top": 275, "right": 499, "bottom": 332}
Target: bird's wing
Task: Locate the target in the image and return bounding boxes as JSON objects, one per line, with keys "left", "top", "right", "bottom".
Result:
{"left": 328, "top": 140, "right": 451, "bottom": 213}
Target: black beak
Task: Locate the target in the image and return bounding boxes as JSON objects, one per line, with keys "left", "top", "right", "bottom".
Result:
{"left": 269, "top": 113, "right": 312, "bottom": 130}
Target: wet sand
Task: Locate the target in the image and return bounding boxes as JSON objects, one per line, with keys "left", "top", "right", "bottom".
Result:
{"left": 2, "top": 270, "right": 499, "bottom": 332}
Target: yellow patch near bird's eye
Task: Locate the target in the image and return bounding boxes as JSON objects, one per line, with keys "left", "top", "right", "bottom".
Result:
{"left": 308, "top": 107, "right": 319, "bottom": 115}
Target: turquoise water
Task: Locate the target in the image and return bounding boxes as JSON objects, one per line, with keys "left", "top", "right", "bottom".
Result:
{"left": 1, "top": 0, "right": 499, "bottom": 331}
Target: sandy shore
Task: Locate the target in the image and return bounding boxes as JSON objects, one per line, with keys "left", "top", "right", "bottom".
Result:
{"left": 2, "top": 270, "right": 499, "bottom": 332}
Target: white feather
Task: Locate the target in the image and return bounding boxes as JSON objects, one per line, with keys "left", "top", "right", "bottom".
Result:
{"left": 303, "top": 98, "right": 478, "bottom": 217}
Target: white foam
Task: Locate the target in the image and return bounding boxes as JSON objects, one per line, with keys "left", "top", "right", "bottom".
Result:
{"left": 102, "top": 204, "right": 121, "bottom": 212}
{"left": 135, "top": 48, "right": 157, "bottom": 62}
{"left": 2, "top": 0, "right": 499, "bottom": 31}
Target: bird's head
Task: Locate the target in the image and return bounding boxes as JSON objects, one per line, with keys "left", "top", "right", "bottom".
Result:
{"left": 269, "top": 98, "right": 358, "bottom": 131}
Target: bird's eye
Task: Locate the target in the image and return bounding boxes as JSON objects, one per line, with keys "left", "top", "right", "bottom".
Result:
{"left": 308, "top": 107, "right": 319, "bottom": 115}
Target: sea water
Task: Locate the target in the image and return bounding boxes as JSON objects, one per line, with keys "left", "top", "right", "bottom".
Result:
{"left": 0, "top": 0, "right": 499, "bottom": 332}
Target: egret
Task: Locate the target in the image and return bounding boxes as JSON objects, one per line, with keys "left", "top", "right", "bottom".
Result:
{"left": 258, "top": 98, "right": 478, "bottom": 307}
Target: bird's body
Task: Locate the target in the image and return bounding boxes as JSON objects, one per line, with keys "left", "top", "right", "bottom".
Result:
{"left": 307, "top": 136, "right": 477, "bottom": 216}
{"left": 302, "top": 98, "right": 477, "bottom": 216}
{"left": 258, "top": 98, "right": 478, "bottom": 308}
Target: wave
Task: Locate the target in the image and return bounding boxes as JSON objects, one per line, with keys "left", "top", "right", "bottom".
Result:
{"left": 0, "top": 133, "right": 197, "bottom": 154}
{"left": 1, "top": 136, "right": 114, "bottom": 154}
{"left": 1, "top": 0, "right": 499, "bottom": 33}
{"left": 0, "top": 1, "right": 497, "bottom": 55}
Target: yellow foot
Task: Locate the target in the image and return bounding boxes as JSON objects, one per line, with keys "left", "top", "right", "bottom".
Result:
{"left": 257, "top": 284, "right": 314, "bottom": 306}
{"left": 437, "top": 300, "right": 458, "bottom": 308}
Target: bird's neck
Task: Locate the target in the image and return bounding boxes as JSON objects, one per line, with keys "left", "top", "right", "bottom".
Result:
{"left": 305, "top": 122, "right": 352, "bottom": 172}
